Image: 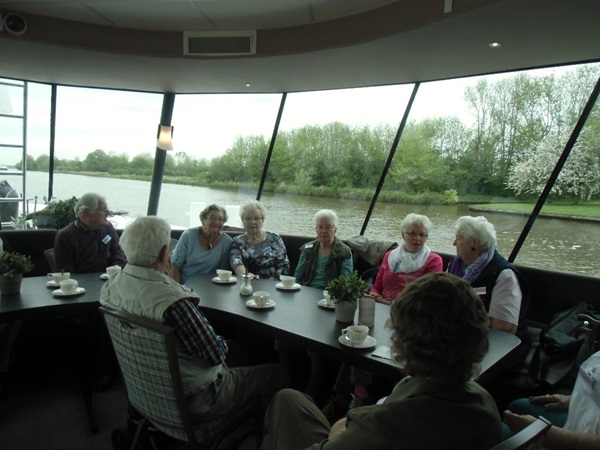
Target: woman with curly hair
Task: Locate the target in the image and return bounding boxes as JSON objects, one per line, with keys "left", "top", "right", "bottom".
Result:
{"left": 259, "top": 272, "right": 503, "bottom": 450}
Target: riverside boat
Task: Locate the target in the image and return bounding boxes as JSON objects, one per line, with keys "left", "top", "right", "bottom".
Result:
{"left": 0, "top": 1, "right": 599, "bottom": 449}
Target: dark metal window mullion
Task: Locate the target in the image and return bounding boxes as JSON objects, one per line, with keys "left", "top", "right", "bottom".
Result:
{"left": 257, "top": 93, "right": 287, "bottom": 201}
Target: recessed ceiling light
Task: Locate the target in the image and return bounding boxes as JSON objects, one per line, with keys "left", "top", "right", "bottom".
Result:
{"left": 489, "top": 42, "right": 501, "bottom": 48}
{"left": 244, "top": 83, "right": 252, "bottom": 88}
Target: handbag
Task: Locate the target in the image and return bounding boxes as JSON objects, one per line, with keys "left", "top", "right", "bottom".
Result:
{"left": 528, "top": 301, "right": 600, "bottom": 388}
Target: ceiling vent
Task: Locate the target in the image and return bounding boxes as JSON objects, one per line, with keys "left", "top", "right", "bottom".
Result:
{"left": 444, "top": 0, "right": 489, "bottom": 13}
{"left": 184, "top": 31, "right": 256, "bottom": 56}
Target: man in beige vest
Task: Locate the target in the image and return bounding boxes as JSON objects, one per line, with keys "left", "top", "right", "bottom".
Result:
{"left": 100, "top": 216, "right": 288, "bottom": 445}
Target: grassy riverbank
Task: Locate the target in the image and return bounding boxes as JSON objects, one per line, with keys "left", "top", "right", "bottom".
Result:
{"left": 470, "top": 202, "right": 600, "bottom": 219}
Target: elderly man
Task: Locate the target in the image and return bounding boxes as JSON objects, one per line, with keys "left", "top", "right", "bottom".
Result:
{"left": 100, "top": 216, "right": 288, "bottom": 444}
{"left": 53, "top": 192, "right": 126, "bottom": 273}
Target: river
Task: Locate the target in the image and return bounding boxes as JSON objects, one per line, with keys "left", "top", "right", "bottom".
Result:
{"left": 4, "top": 172, "right": 599, "bottom": 278}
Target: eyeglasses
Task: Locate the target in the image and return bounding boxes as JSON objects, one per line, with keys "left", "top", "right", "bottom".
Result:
{"left": 206, "top": 216, "right": 225, "bottom": 223}
{"left": 405, "top": 231, "right": 428, "bottom": 239}
{"left": 316, "top": 225, "right": 335, "bottom": 231}
{"left": 243, "top": 217, "right": 263, "bottom": 222}
{"left": 95, "top": 207, "right": 109, "bottom": 214}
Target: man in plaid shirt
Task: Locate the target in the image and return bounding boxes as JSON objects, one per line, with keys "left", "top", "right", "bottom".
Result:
{"left": 100, "top": 216, "right": 288, "bottom": 444}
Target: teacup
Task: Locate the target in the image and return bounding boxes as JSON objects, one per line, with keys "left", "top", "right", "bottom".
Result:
{"left": 48, "top": 272, "right": 70, "bottom": 284}
{"left": 106, "top": 265, "right": 122, "bottom": 277}
{"left": 60, "top": 279, "right": 78, "bottom": 294}
{"left": 253, "top": 290, "right": 270, "bottom": 307}
{"left": 323, "top": 290, "right": 334, "bottom": 306}
{"left": 280, "top": 275, "right": 296, "bottom": 289}
{"left": 342, "top": 324, "right": 369, "bottom": 345}
{"left": 216, "top": 269, "right": 232, "bottom": 281}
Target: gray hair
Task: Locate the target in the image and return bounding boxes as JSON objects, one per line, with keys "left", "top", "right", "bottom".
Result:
{"left": 74, "top": 192, "right": 104, "bottom": 218}
{"left": 199, "top": 204, "right": 228, "bottom": 223}
{"left": 400, "top": 213, "right": 433, "bottom": 235}
{"left": 239, "top": 200, "right": 267, "bottom": 221}
{"left": 120, "top": 216, "right": 171, "bottom": 267}
{"left": 314, "top": 209, "right": 338, "bottom": 228}
{"left": 455, "top": 216, "right": 497, "bottom": 248}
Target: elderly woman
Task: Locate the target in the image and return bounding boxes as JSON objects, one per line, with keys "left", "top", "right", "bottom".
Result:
{"left": 171, "top": 204, "right": 233, "bottom": 284}
{"left": 260, "top": 272, "right": 503, "bottom": 450}
{"left": 230, "top": 200, "right": 290, "bottom": 279}
{"left": 295, "top": 209, "right": 353, "bottom": 289}
{"left": 448, "top": 215, "right": 529, "bottom": 363}
{"left": 322, "top": 213, "right": 443, "bottom": 419}
{"left": 369, "top": 213, "right": 442, "bottom": 304}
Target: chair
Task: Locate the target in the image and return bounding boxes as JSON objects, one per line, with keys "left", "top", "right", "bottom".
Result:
{"left": 490, "top": 417, "right": 552, "bottom": 450}
{"left": 101, "top": 306, "right": 253, "bottom": 449}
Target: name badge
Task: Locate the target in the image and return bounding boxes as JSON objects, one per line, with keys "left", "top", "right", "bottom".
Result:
{"left": 473, "top": 287, "right": 487, "bottom": 296}
{"left": 102, "top": 235, "right": 112, "bottom": 245}
{"left": 262, "top": 246, "right": 272, "bottom": 254}
{"left": 304, "top": 243, "right": 314, "bottom": 249}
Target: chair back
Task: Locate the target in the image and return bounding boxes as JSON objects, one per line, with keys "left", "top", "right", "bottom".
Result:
{"left": 44, "top": 248, "right": 55, "bottom": 272}
{"left": 490, "top": 417, "right": 552, "bottom": 450}
{"left": 100, "top": 306, "right": 199, "bottom": 447}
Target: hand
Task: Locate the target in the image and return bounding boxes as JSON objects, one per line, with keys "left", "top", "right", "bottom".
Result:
{"left": 328, "top": 417, "right": 347, "bottom": 441}
{"left": 529, "top": 393, "right": 570, "bottom": 410}
{"left": 503, "top": 410, "right": 536, "bottom": 433}
{"left": 365, "top": 292, "right": 390, "bottom": 304}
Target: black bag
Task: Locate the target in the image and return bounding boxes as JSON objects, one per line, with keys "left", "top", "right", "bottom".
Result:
{"left": 528, "top": 301, "right": 600, "bottom": 388}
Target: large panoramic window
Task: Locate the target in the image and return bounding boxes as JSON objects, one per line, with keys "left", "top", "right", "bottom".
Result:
{"left": 171, "top": 93, "right": 282, "bottom": 229}
{"left": 262, "top": 85, "right": 414, "bottom": 239}
{"left": 367, "top": 63, "right": 600, "bottom": 277}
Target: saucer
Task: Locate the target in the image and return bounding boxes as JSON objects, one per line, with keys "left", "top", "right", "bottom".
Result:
{"left": 246, "top": 299, "right": 276, "bottom": 309}
{"left": 276, "top": 282, "right": 301, "bottom": 291}
{"left": 338, "top": 335, "right": 377, "bottom": 349}
{"left": 46, "top": 280, "right": 59, "bottom": 288}
{"left": 52, "top": 287, "right": 86, "bottom": 297}
{"left": 318, "top": 299, "right": 335, "bottom": 309}
{"left": 212, "top": 276, "right": 237, "bottom": 284}
{"left": 100, "top": 273, "right": 109, "bottom": 280}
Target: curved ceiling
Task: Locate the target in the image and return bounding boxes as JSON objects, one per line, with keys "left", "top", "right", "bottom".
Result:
{"left": 0, "top": 0, "right": 599, "bottom": 94}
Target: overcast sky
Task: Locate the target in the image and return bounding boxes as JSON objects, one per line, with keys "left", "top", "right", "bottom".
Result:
{"left": 0, "top": 65, "right": 578, "bottom": 165}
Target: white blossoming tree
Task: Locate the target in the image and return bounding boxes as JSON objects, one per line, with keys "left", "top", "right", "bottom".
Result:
{"left": 506, "top": 137, "right": 600, "bottom": 204}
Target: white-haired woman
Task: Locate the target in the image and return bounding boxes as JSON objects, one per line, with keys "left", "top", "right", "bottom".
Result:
{"left": 368, "top": 213, "right": 443, "bottom": 304}
{"left": 230, "top": 200, "right": 290, "bottom": 279}
{"left": 448, "top": 215, "right": 529, "bottom": 362}
{"left": 171, "top": 204, "right": 232, "bottom": 283}
{"left": 295, "top": 209, "right": 353, "bottom": 289}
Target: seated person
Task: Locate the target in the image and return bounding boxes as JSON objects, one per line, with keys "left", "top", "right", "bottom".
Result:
{"left": 503, "top": 350, "right": 600, "bottom": 449}
{"left": 448, "top": 215, "right": 530, "bottom": 366}
{"left": 368, "top": 213, "right": 442, "bottom": 303}
{"left": 230, "top": 200, "right": 290, "bottom": 279}
{"left": 100, "top": 216, "right": 289, "bottom": 445}
{"left": 171, "top": 204, "right": 233, "bottom": 283}
{"left": 54, "top": 192, "right": 126, "bottom": 273}
{"left": 260, "top": 272, "right": 503, "bottom": 450}
{"left": 295, "top": 209, "right": 352, "bottom": 289}
{"left": 323, "top": 213, "right": 442, "bottom": 421}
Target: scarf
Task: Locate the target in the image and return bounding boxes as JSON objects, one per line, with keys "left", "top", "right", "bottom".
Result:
{"left": 387, "top": 244, "right": 431, "bottom": 274}
{"left": 448, "top": 245, "right": 496, "bottom": 284}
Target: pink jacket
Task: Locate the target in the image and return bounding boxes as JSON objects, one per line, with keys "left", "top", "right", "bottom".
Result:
{"left": 370, "top": 250, "right": 443, "bottom": 301}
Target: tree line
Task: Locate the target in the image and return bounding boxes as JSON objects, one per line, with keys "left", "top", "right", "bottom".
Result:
{"left": 20, "top": 65, "right": 600, "bottom": 204}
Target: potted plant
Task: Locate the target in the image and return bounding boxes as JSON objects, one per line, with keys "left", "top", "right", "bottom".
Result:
{"left": 326, "top": 271, "right": 368, "bottom": 323}
{"left": 29, "top": 196, "right": 79, "bottom": 229}
{"left": 0, "top": 250, "right": 34, "bottom": 295}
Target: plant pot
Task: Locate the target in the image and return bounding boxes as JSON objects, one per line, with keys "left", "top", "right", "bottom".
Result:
{"left": 335, "top": 300, "right": 357, "bottom": 323}
{"left": 0, "top": 273, "right": 23, "bottom": 295}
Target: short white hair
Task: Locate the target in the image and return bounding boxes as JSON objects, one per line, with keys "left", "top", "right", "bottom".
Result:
{"left": 74, "top": 192, "right": 104, "bottom": 217}
{"left": 455, "top": 216, "right": 497, "bottom": 248}
{"left": 314, "top": 209, "right": 338, "bottom": 227}
{"left": 400, "top": 213, "right": 433, "bottom": 235}
{"left": 120, "top": 216, "right": 171, "bottom": 267}
{"left": 239, "top": 200, "right": 267, "bottom": 221}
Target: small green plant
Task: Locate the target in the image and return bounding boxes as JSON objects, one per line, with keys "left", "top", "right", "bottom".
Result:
{"left": 325, "top": 271, "right": 368, "bottom": 304}
{"left": 0, "top": 251, "right": 34, "bottom": 277}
